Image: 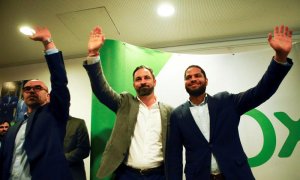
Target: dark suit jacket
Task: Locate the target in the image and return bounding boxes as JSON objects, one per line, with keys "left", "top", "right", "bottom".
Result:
{"left": 84, "top": 61, "right": 173, "bottom": 179}
{"left": 166, "top": 59, "right": 293, "bottom": 180}
{"left": 64, "top": 116, "right": 90, "bottom": 180}
{"left": 0, "top": 52, "right": 72, "bottom": 180}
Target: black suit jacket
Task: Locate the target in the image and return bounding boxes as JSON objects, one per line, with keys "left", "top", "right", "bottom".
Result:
{"left": 0, "top": 52, "right": 72, "bottom": 180}
{"left": 166, "top": 59, "right": 293, "bottom": 180}
{"left": 64, "top": 116, "right": 90, "bottom": 180}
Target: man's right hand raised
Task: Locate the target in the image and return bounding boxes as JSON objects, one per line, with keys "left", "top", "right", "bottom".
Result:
{"left": 88, "top": 26, "right": 105, "bottom": 57}
{"left": 29, "top": 26, "right": 55, "bottom": 50}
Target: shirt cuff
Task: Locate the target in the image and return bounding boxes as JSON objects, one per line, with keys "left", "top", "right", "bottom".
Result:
{"left": 273, "top": 58, "right": 289, "bottom": 66}
{"left": 44, "top": 48, "right": 59, "bottom": 55}
{"left": 86, "top": 55, "right": 100, "bottom": 65}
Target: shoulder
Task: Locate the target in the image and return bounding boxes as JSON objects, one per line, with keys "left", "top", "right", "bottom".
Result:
{"left": 211, "top": 91, "right": 231, "bottom": 99}
{"left": 68, "top": 116, "right": 86, "bottom": 126}
{"left": 172, "top": 101, "right": 189, "bottom": 114}
{"left": 120, "top": 92, "right": 137, "bottom": 102}
{"left": 159, "top": 102, "right": 174, "bottom": 111}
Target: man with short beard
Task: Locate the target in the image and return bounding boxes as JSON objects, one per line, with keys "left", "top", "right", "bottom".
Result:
{"left": 83, "top": 26, "right": 173, "bottom": 180}
{"left": 0, "top": 120, "right": 10, "bottom": 148}
{"left": 166, "top": 25, "right": 294, "bottom": 180}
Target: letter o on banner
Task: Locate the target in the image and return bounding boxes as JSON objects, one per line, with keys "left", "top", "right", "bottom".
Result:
{"left": 245, "top": 109, "right": 276, "bottom": 167}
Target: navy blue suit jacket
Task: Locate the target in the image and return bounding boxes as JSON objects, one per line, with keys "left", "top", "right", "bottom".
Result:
{"left": 0, "top": 52, "right": 72, "bottom": 180}
{"left": 166, "top": 59, "right": 293, "bottom": 180}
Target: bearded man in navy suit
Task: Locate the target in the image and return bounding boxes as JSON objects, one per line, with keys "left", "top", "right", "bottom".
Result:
{"left": 166, "top": 25, "right": 294, "bottom": 180}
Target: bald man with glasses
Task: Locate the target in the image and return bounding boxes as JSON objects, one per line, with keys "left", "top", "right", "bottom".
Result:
{"left": 0, "top": 26, "right": 72, "bottom": 180}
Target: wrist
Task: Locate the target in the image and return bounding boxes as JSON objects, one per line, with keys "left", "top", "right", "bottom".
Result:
{"left": 88, "top": 51, "right": 99, "bottom": 57}
{"left": 42, "top": 37, "right": 53, "bottom": 45}
{"left": 274, "top": 54, "right": 287, "bottom": 63}
{"left": 43, "top": 37, "right": 56, "bottom": 50}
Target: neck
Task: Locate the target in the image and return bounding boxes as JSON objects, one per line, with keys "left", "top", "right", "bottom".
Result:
{"left": 27, "top": 104, "right": 39, "bottom": 113}
{"left": 138, "top": 93, "right": 157, "bottom": 108}
{"left": 189, "top": 93, "right": 206, "bottom": 105}
{"left": 27, "top": 107, "right": 34, "bottom": 114}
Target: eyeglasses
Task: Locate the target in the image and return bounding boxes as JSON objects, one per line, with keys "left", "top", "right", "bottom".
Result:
{"left": 23, "top": 85, "right": 48, "bottom": 93}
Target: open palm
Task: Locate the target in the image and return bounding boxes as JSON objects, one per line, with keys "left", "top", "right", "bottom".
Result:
{"left": 268, "top": 25, "right": 293, "bottom": 60}
{"left": 88, "top": 26, "right": 105, "bottom": 55}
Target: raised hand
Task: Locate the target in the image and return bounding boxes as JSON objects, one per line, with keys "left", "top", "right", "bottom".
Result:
{"left": 88, "top": 26, "right": 105, "bottom": 57}
{"left": 29, "top": 26, "right": 51, "bottom": 42}
{"left": 28, "top": 26, "right": 55, "bottom": 50}
{"left": 268, "top": 25, "right": 293, "bottom": 62}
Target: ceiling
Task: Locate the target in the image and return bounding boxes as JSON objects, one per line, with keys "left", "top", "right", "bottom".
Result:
{"left": 0, "top": 0, "right": 299, "bottom": 68}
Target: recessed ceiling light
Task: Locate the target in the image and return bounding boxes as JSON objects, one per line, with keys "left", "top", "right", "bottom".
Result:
{"left": 19, "top": 26, "right": 35, "bottom": 36}
{"left": 157, "top": 3, "right": 175, "bottom": 17}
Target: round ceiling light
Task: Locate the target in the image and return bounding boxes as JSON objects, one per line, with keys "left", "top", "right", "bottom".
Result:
{"left": 19, "top": 26, "right": 36, "bottom": 36}
{"left": 157, "top": 3, "right": 175, "bottom": 17}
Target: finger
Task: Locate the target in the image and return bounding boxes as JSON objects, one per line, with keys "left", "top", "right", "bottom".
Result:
{"left": 288, "top": 30, "right": 293, "bottom": 38}
{"left": 97, "top": 26, "right": 102, "bottom": 34}
{"left": 91, "top": 28, "right": 99, "bottom": 37}
{"left": 267, "top": 32, "right": 273, "bottom": 43}
{"left": 274, "top": 26, "right": 279, "bottom": 36}
{"left": 284, "top": 26, "right": 289, "bottom": 36}
{"left": 28, "top": 36, "right": 34, "bottom": 40}
{"left": 279, "top": 25, "right": 284, "bottom": 35}
{"left": 93, "top": 26, "right": 102, "bottom": 34}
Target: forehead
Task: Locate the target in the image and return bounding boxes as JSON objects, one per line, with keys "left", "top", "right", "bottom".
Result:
{"left": 24, "top": 80, "right": 47, "bottom": 88}
{"left": 0, "top": 122, "right": 9, "bottom": 126}
{"left": 134, "top": 68, "right": 152, "bottom": 77}
{"left": 186, "top": 67, "right": 202, "bottom": 75}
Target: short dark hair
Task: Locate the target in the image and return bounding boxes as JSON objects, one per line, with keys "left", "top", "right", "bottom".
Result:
{"left": 132, "top": 65, "right": 155, "bottom": 80}
{"left": 0, "top": 120, "right": 10, "bottom": 126}
{"left": 184, "top": 65, "right": 207, "bottom": 79}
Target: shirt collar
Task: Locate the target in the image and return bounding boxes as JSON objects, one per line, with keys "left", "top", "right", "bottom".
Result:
{"left": 137, "top": 96, "right": 159, "bottom": 108}
{"left": 189, "top": 94, "right": 208, "bottom": 107}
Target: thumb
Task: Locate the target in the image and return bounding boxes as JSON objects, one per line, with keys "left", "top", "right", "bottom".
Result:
{"left": 267, "top": 33, "right": 273, "bottom": 44}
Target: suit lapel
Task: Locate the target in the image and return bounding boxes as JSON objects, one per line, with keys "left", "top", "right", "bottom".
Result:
{"left": 182, "top": 101, "right": 209, "bottom": 143}
{"left": 158, "top": 102, "right": 169, "bottom": 155}
{"left": 127, "top": 98, "right": 140, "bottom": 137}
{"left": 25, "top": 108, "right": 39, "bottom": 136}
{"left": 207, "top": 95, "right": 218, "bottom": 142}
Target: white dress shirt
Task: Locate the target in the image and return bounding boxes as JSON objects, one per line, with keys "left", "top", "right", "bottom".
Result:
{"left": 10, "top": 119, "right": 31, "bottom": 180}
{"left": 189, "top": 96, "right": 220, "bottom": 174}
{"left": 126, "top": 99, "right": 163, "bottom": 169}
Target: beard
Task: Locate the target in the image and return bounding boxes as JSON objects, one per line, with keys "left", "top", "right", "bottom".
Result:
{"left": 136, "top": 85, "right": 154, "bottom": 96}
{"left": 185, "top": 84, "right": 206, "bottom": 96}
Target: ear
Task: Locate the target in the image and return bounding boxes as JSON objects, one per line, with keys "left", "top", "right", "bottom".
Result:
{"left": 46, "top": 93, "right": 50, "bottom": 103}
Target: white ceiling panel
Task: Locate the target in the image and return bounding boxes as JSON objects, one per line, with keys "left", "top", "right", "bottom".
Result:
{"left": 0, "top": 0, "right": 299, "bottom": 68}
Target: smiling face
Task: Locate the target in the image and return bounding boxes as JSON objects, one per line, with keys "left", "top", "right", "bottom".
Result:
{"left": 133, "top": 67, "right": 156, "bottom": 97}
{"left": 184, "top": 66, "right": 208, "bottom": 97}
{"left": 22, "top": 80, "right": 49, "bottom": 110}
